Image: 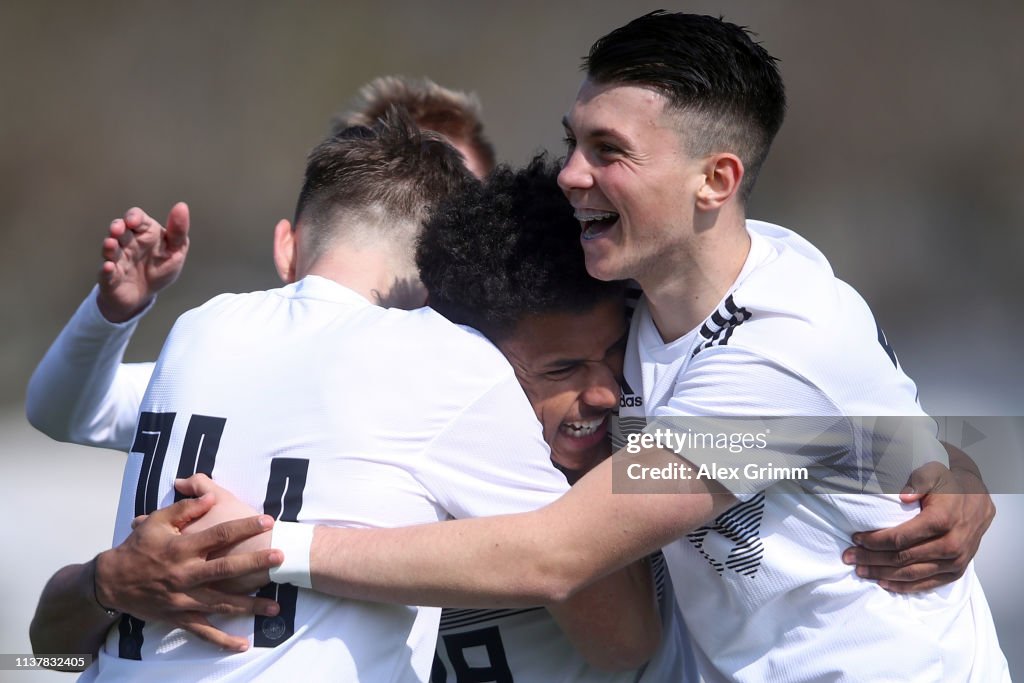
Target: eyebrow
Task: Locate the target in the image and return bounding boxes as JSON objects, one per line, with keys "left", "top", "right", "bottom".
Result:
{"left": 561, "top": 115, "right": 628, "bottom": 145}
{"left": 541, "top": 328, "right": 629, "bottom": 371}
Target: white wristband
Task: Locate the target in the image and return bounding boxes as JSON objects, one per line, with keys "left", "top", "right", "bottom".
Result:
{"left": 268, "top": 521, "right": 315, "bottom": 589}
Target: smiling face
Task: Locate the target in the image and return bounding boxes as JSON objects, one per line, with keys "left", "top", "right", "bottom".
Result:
{"left": 498, "top": 297, "right": 627, "bottom": 483}
{"left": 558, "top": 78, "right": 708, "bottom": 289}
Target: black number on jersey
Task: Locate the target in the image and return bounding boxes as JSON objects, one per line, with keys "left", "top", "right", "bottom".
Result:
{"left": 120, "top": 411, "right": 178, "bottom": 660}
{"left": 431, "top": 626, "right": 513, "bottom": 683}
{"left": 173, "top": 415, "right": 226, "bottom": 501}
{"left": 254, "top": 457, "right": 309, "bottom": 648}
{"left": 118, "top": 414, "right": 311, "bottom": 656}
{"left": 132, "top": 411, "right": 178, "bottom": 518}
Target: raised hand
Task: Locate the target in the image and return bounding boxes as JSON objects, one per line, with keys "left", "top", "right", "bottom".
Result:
{"left": 97, "top": 202, "right": 190, "bottom": 322}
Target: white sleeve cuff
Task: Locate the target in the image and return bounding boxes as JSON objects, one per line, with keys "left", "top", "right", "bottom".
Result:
{"left": 268, "top": 521, "right": 315, "bottom": 589}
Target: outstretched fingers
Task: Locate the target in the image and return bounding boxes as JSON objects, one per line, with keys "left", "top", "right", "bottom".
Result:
{"left": 100, "top": 219, "right": 126, "bottom": 277}
{"left": 175, "top": 472, "right": 219, "bottom": 499}
{"left": 185, "top": 545, "right": 283, "bottom": 596}
{"left": 898, "top": 460, "right": 954, "bottom": 503}
{"left": 164, "top": 202, "right": 190, "bottom": 252}
{"left": 851, "top": 510, "right": 948, "bottom": 553}
{"left": 162, "top": 583, "right": 281, "bottom": 617}
{"left": 150, "top": 493, "right": 218, "bottom": 532}
{"left": 185, "top": 515, "right": 277, "bottom": 557}
{"left": 122, "top": 206, "right": 160, "bottom": 235}
{"left": 173, "top": 612, "right": 252, "bottom": 653}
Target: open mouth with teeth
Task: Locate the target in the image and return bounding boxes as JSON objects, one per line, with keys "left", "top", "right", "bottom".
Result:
{"left": 558, "top": 414, "right": 609, "bottom": 449}
{"left": 575, "top": 210, "right": 620, "bottom": 241}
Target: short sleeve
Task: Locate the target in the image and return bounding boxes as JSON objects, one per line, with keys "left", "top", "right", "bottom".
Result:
{"left": 647, "top": 346, "right": 853, "bottom": 498}
{"left": 418, "top": 374, "right": 570, "bottom": 519}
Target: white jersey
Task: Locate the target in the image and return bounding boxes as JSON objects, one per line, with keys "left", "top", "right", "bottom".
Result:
{"left": 31, "top": 287, "right": 691, "bottom": 683}
{"left": 431, "top": 552, "right": 698, "bottom": 683}
{"left": 26, "top": 285, "right": 153, "bottom": 450}
{"left": 617, "top": 221, "right": 1009, "bottom": 682}
{"left": 85, "top": 275, "right": 570, "bottom": 683}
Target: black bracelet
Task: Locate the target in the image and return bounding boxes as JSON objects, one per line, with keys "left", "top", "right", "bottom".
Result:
{"left": 91, "top": 556, "right": 121, "bottom": 619}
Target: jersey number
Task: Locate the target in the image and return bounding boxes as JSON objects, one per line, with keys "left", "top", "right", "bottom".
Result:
{"left": 118, "top": 412, "right": 309, "bottom": 659}
{"left": 431, "top": 625, "right": 513, "bottom": 682}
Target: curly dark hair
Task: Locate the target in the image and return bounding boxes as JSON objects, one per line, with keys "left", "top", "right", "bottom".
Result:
{"left": 416, "top": 154, "right": 625, "bottom": 341}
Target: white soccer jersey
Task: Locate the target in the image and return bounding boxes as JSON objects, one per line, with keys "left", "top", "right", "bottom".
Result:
{"left": 431, "top": 552, "right": 699, "bottom": 683}
{"left": 31, "top": 286, "right": 690, "bottom": 683}
{"left": 26, "top": 286, "right": 153, "bottom": 450}
{"left": 617, "top": 221, "right": 1009, "bottom": 682}
{"left": 84, "top": 276, "right": 570, "bottom": 683}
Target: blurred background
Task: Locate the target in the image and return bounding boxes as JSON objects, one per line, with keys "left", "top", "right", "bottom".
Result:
{"left": 2, "top": 0, "right": 1021, "bottom": 679}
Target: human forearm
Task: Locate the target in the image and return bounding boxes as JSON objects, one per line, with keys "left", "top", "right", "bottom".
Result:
{"left": 29, "top": 558, "right": 118, "bottom": 669}
{"left": 308, "top": 455, "right": 729, "bottom": 608}
{"left": 548, "top": 556, "right": 661, "bottom": 671}
{"left": 25, "top": 286, "right": 152, "bottom": 449}
{"left": 311, "top": 512, "right": 591, "bottom": 607}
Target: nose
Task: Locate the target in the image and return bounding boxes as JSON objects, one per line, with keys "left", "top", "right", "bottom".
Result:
{"left": 580, "top": 362, "right": 620, "bottom": 412}
{"left": 558, "top": 147, "right": 593, "bottom": 195}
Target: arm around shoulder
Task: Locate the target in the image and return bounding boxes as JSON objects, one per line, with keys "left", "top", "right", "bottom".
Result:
{"left": 306, "top": 451, "right": 731, "bottom": 609}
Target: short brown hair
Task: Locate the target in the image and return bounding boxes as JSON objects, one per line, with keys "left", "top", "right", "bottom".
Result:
{"left": 332, "top": 76, "right": 496, "bottom": 175}
{"left": 295, "top": 107, "right": 476, "bottom": 264}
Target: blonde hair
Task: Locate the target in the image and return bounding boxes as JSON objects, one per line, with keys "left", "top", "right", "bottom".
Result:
{"left": 331, "top": 76, "right": 495, "bottom": 174}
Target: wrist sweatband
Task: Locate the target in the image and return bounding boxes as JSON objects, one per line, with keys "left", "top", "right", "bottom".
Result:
{"left": 268, "top": 522, "right": 315, "bottom": 589}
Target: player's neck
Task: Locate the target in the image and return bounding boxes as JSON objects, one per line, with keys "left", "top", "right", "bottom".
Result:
{"left": 304, "top": 247, "right": 426, "bottom": 310}
{"left": 641, "top": 217, "right": 751, "bottom": 343}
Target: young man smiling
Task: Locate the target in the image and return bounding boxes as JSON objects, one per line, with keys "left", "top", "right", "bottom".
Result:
{"left": 415, "top": 155, "right": 694, "bottom": 681}
{"left": 29, "top": 14, "right": 1003, "bottom": 680}
{"left": 35, "top": 152, "right": 990, "bottom": 681}
{"left": 182, "top": 12, "right": 1004, "bottom": 682}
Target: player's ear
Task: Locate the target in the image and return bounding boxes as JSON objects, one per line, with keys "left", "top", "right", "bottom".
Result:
{"left": 696, "top": 153, "right": 744, "bottom": 211}
{"left": 273, "top": 219, "right": 298, "bottom": 283}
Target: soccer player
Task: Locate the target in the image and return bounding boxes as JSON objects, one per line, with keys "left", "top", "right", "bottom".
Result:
{"left": 29, "top": 29, "right": 999, "bottom": 679}
{"left": 87, "top": 134, "right": 999, "bottom": 680}
{"left": 31, "top": 157, "right": 989, "bottom": 681}
{"left": 30, "top": 157, "right": 682, "bottom": 682}
{"left": 30, "top": 113, "right": 665, "bottom": 682}
{"left": 25, "top": 76, "right": 495, "bottom": 450}
{"left": 28, "top": 81, "right": 671, "bottom": 680}
{"left": 418, "top": 156, "right": 695, "bottom": 682}
{"left": 142, "top": 12, "right": 1007, "bottom": 681}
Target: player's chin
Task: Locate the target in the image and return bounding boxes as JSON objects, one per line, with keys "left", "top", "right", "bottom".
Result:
{"left": 580, "top": 243, "right": 624, "bottom": 282}
{"left": 553, "top": 428, "right": 611, "bottom": 477}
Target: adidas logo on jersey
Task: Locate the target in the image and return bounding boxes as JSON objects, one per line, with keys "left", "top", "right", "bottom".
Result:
{"left": 692, "top": 294, "right": 751, "bottom": 357}
{"left": 619, "top": 376, "right": 643, "bottom": 407}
